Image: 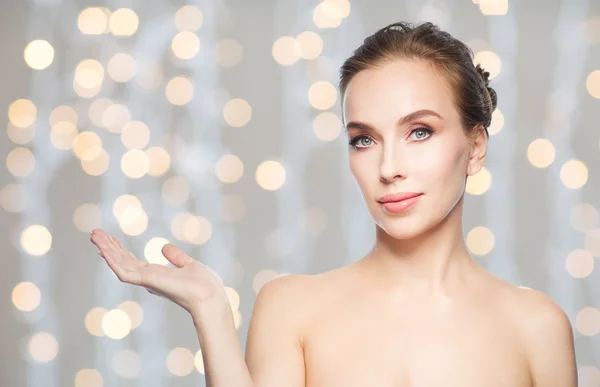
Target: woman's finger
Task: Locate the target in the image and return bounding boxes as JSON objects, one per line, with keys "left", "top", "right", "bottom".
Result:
{"left": 91, "top": 229, "right": 146, "bottom": 285}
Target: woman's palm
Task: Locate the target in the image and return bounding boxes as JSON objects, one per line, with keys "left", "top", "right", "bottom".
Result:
{"left": 89, "top": 229, "right": 225, "bottom": 317}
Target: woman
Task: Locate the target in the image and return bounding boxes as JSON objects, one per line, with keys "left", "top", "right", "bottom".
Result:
{"left": 89, "top": 21, "right": 577, "bottom": 386}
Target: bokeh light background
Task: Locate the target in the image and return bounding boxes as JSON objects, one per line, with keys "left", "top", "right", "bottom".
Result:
{"left": 1, "top": 0, "right": 600, "bottom": 386}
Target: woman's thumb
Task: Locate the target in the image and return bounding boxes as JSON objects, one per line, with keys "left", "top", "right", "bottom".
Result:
{"left": 161, "top": 243, "right": 193, "bottom": 268}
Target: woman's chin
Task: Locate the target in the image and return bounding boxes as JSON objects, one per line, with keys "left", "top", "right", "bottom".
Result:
{"left": 374, "top": 218, "right": 427, "bottom": 240}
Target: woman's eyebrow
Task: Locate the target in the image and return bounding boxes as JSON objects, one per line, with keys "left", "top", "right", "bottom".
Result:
{"left": 345, "top": 109, "right": 443, "bottom": 132}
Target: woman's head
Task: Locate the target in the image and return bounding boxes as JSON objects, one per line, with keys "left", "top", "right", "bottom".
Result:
{"left": 339, "top": 21, "right": 496, "bottom": 240}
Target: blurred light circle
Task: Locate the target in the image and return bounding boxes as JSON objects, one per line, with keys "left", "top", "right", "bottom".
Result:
{"left": 466, "top": 166, "right": 492, "bottom": 195}
{"left": 8, "top": 99, "right": 37, "bottom": 128}
{"left": 109, "top": 8, "right": 139, "bottom": 36}
{"left": 272, "top": 36, "right": 301, "bottom": 66}
{"left": 28, "top": 332, "right": 59, "bottom": 363}
{"left": 308, "top": 81, "right": 337, "bottom": 110}
{"left": 174, "top": 5, "right": 203, "bottom": 31}
{"left": 166, "top": 76, "right": 194, "bottom": 105}
{"left": 223, "top": 98, "right": 252, "bottom": 127}
{"left": 108, "top": 53, "right": 136, "bottom": 82}
{"left": 560, "top": 159, "right": 588, "bottom": 189}
{"left": 12, "top": 281, "right": 41, "bottom": 312}
{"left": 171, "top": 31, "right": 201, "bottom": 60}
{"left": 7, "top": 147, "right": 35, "bottom": 178}
{"left": 144, "top": 237, "right": 170, "bottom": 266}
{"left": 78, "top": 7, "right": 108, "bottom": 35}
{"left": 24, "top": 40, "right": 54, "bottom": 70}
{"left": 255, "top": 160, "right": 286, "bottom": 191}
{"left": 102, "top": 309, "right": 132, "bottom": 339}
{"left": 21, "top": 224, "right": 52, "bottom": 256}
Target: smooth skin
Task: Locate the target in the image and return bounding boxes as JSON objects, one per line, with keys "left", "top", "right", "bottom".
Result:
{"left": 90, "top": 58, "right": 577, "bottom": 386}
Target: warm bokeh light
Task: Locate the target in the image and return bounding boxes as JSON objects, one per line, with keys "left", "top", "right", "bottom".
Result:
{"left": 121, "top": 121, "right": 150, "bottom": 149}
{"left": 50, "top": 105, "right": 78, "bottom": 127}
{"left": 144, "top": 237, "right": 170, "bottom": 265}
{"left": 8, "top": 99, "right": 37, "bottom": 128}
{"left": 0, "top": 183, "right": 26, "bottom": 213}
{"left": 313, "top": 111, "right": 341, "bottom": 141}
{"left": 565, "top": 249, "right": 594, "bottom": 278}
{"left": 171, "top": 31, "right": 201, "bottom": 60}
{"left": 167, "top": 347, "right": 195, "bottom": 376}
{"left": 479, "top": 0, "right": 508, "bottom": 15}
{"left": 297, "top": 31, "right": 324, "bottom": 60}
{"left": 171, "top": 212, "right": 194, "bottom": 242}
{"left": 89, "top": 98, "right": 113, "bottom": 127}
{"left": 215, "top": 38, "right": 243, "bottom": 67}
{"left": 6, "top": 147, "right": 35, "bottom": 177}
{"left": 313, "top": 2, "right": 343, "bottom": 28}
{"left": 466, "top": 166, "right": 492, "bottom": 195}
{"left": 225, "top": 286, "right": 240, "bottom": 311}
{"left": 560, "top": 159, "right": 588, "bottom": 189}
{"left": 308, "top": 81, "right": 337, "bottom": 110}
{"left": 575, "top": 307, "right": 600, "bottom": 336}
{"left": 571, "top": 203, "right": 599, "bottom": 232}
{"left": 74, "top": 59, "right": 104, "bottom": 94}
{"left": 113, "top": 194, "right": 142, "bottom": 220}
{"left": 162, "top": 176, "right": 190, "bottom": 205}
{"left": 121, "top": 149, "right": 150, "bottom": 179}
{"left": 78, "top": 7, "right": 108, "bottom": 35}
{"left": 183, "top": 216, "right": 212, "bottom": 245}
{"left": 73, "top": 131, "right": 102, "bottom": 160}
{"left": 107, "top": 53, "right": 136, "bottom": 82}
{"left": 73, "top": 203, "right": 102, "bottom": 233}
{"left": 223, "top": 98, "right": 252, "bottom": 127}
{"left": 28, "top": 332, "right": 59, "bottom": 363}
{"left": 85, "top": 307, "right": 107, "bottom": 337}
{"left": 21, "top": 224, "right": 52, "bottom": 256}
{"left": 466, "top": 226, "right": 494, "bottom": 256}
{"left": 109, "top": 8, "right": 139, "bottom": 36}
{"left": 12, "top": 281, "right": 41, "bottom": 312}
{"left": 586, "top": 70, "right": 600, "bottom": 99}
{"left": 7, "top": 122, "right": 35, "bottom": 145}
{"left": 75, "top": 369, "right": 103, "bottom": 387}
{"left": 488, "top": 109, "right": 504, "bottom": 135}
{"left": 473, "top": 50, "right": 501, "bottom": 80}
{"left": 24, "top": 40, "right": 54, "bottom": 70}
{"left": 102, "top": 103, "right": 131, "bottom": 133}
{"left": 527, "top": 138, "right": 555, "bottom": 168}
{"left": 216, "top": 154, "right": 244, "bottom": 183}
{"left": 272, "top": 36, "right": 302, "bottom": 66}
{"left": 117, "top": 301, "right": 144, "bottom": 329}
{"left": 174, "top": 5, "right": 203, "bottom": 31}
{"left": 255, "top": 160, "right": 286, "bottom": 191}
{"left": 81, "top": 148, "right": 110, "bottom": 176}
{"left": 166, "top": 76, "right": 194, "bottom": 105}
{"left": 194, "top": 349, "right": 205, "bottom": 374}
{"left": 119, "top": 205, "right": 149, "bottom": 236}
{"left": 102, "top": 309, "right": 132, "bottom": 339}
{"left": 112, "top": 349, "right": 141, "bottom": 379}
{"left": 146, "top": 147, "right": 171, "bottom": 176}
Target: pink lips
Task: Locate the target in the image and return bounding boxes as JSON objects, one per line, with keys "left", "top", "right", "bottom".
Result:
{"left": 377, "top": 192, "right": 422, "bottom": 213}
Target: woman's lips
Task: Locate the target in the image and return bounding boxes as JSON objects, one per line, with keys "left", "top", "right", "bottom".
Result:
{"left": 380, "top": 194, "right": 422, "bottom": 213}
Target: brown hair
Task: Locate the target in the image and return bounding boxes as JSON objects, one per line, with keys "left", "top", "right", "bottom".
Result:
{"left": 339, "top": 21, "right": 497, "bottom": 139}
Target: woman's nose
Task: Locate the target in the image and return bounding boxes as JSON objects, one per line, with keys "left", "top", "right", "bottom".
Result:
{"left": 379, "top": 145, "right": 406, "bottom": 183}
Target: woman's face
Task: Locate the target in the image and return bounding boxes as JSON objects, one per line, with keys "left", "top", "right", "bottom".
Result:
{"left": 342, "top": 59, "right": 486, "bottom": 240}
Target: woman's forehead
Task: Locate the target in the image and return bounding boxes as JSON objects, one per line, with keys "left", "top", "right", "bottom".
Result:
{"left": 342, "top": 62, "right": 456, "bottom": 125}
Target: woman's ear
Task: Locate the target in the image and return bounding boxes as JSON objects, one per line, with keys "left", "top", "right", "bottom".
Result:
{"left": 466, "top": 125, "right": 488, "bottom": 176}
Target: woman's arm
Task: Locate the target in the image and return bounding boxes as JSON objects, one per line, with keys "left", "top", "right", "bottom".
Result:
{"left": 193, "top": 274, "right": 307, "bottom": 387}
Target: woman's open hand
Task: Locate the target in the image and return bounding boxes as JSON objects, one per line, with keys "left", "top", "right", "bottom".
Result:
{"left": 89, "top": 229, "right": 227, "bottom": 321}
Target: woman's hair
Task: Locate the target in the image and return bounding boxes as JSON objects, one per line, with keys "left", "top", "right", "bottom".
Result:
{"left": 339, "top": 21, "right": 497, "bottom": 140}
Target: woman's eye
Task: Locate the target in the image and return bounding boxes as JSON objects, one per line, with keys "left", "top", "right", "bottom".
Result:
{"left": 349, "top": 136, "right": 372, "bottom": 148}
{"left": 410, "top": 127, "right": 432, "bottom": 140}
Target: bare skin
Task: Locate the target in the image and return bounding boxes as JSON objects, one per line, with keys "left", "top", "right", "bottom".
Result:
{"left": 89, "top": 56, "right": 577, "bottom": 386}
{"left": 295, "top": 259, "right": 531, "bottom": 387}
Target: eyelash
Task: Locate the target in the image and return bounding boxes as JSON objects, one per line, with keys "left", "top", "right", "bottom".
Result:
{"left": 348, "top": 127, "right": 433, "bottom": 150}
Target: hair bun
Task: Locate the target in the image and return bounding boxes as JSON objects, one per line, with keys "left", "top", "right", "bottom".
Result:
{"left": 475, "top": 63, "right": 497, "bottom": 111}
